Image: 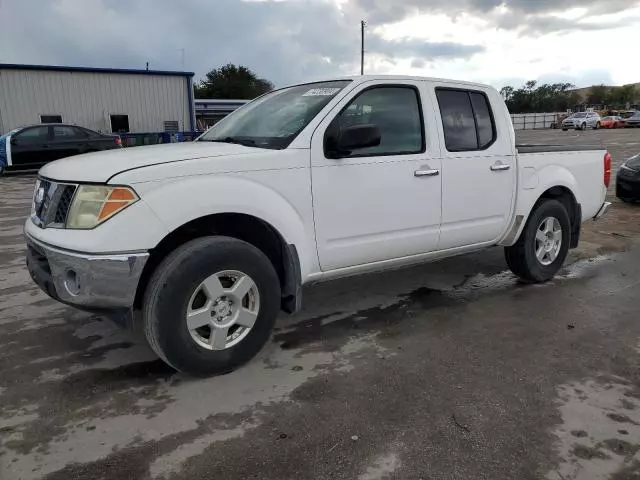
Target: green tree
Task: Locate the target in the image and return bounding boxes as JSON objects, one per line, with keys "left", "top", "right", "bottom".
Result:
{"left": 194, "top": 64, "right": 274, "bottom": 99}
{"left": 586, "top": 84, "right": 608, "bottom": 105}
{"left": 500, "top": 86, "right": 514, "bottom": 101}
{"left": 567, "top": 92, "right": 582, "bottom": 108}
{"left": 500, "top": 80, "right": 575, "bottom": 113}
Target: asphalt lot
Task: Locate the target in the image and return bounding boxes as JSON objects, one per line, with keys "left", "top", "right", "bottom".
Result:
{"left": 1, "top": 128, "right": 640, "bottom": 480}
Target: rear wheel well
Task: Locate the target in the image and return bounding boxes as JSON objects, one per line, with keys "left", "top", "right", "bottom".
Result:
{"left": 134, "top": 213, "right": 300, "bottom": 313}
{"left": 538, "top": 186, "right": 581, "bottom": 248}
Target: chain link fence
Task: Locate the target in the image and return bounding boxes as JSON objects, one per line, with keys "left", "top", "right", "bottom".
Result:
{"left": 510, "top": 113, "right": 561, "bottom": 130}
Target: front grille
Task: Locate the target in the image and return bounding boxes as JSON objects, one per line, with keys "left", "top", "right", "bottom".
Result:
{"left": 54, "top": 187, "right": 75, "bottom": 224}
{"left": 33, "top": 180, "right": 77, "bottom": 228}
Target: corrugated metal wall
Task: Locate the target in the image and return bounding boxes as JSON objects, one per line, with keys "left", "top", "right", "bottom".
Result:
{"left": 0, "top": 69, "right": 191, "bottom": 133}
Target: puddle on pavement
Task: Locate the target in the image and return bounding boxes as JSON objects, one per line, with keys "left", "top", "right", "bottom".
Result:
{"left": 275, "top": 254, "right": 616, "bottom": 354}
{"left": 0, "top": 333, "right": 384, "bottom": 480}
{"left": 546, "top": 377, "right": 640, "bottom": 480}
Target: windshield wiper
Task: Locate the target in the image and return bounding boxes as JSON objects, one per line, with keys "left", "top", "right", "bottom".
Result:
{"left": 201, "top": 136, "right": 256, "bottom": 147}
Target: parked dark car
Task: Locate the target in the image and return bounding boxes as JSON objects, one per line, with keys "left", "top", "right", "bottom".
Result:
{"left": 616, "top": 154, "right": 640, "bottom": 203}
{"left": 0, "top": 124, "right": 122, "bottom": 175}
{"left": 625, "top": 112, "right": 640, "bottom": 128}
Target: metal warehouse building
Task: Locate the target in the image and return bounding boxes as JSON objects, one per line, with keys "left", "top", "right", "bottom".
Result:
{"left": 0, "top": 64, "right": 196, "bottom": 134}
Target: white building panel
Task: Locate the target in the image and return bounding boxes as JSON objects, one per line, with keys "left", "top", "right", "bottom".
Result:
{"left": 0, "top": 66, "right": 194, "bottom": 134}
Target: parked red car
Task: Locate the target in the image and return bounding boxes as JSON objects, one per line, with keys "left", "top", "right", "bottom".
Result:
{"left": 600, "top": 116, "right": 626, "bottom": 129}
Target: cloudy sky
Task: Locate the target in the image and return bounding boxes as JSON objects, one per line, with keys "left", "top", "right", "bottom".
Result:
{"left": 2, "top": 0, "right": 639, "bottom": 90}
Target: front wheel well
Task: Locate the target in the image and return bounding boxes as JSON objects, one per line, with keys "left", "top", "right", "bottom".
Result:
{"left": 133, "top": 213, "right": 301, "bottom": 314}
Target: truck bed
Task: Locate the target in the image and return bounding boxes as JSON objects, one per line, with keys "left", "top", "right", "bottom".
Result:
{"left": 516, "top": 144, "right": 604, "bottom": 154}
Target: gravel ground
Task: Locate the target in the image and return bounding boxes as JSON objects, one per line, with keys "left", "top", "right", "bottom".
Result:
{"left": 1, "top": 128, "right": 640, "bottom": 480}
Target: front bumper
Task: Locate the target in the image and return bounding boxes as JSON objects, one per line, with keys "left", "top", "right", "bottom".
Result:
{"left": 25, "top": 233, "right": 149, "bottom": 310}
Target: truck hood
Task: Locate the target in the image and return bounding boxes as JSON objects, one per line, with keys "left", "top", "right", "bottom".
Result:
{"left": 39, "top": 142, "right": 263, "bottom": 183}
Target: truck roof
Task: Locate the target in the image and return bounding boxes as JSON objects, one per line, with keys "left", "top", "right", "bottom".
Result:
{"left": 325, "top": 74, "right": 492, "bottom": 90}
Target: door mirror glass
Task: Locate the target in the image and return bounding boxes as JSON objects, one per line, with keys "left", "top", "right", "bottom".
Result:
{"left": 336, "top": 124, "right": 381, "bottom": 153}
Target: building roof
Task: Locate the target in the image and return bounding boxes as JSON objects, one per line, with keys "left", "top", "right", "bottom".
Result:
{"left": 0, "top": 63, "right": 194, "bottom": 77}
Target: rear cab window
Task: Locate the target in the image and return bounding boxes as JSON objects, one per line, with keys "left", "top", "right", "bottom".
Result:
{"left": 435, "top": 88, "right": 497, "bottom": 152}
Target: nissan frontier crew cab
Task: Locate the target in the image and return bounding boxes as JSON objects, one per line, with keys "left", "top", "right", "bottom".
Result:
{"left": 25, "top": 75, "right": 612, "bottom": 375}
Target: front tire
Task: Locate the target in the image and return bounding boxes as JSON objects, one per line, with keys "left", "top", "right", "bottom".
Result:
{"left": 581, "top": 123, "right": 587, "bottom": 131}
{"left": 505, "top": 199, "right": 571, "bottom": 283}
{"left": 143, "top": 236, "right": 281, "bottom": 376}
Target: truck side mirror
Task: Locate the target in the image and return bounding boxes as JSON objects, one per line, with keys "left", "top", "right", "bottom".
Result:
{"left": 325, "top": 124, "right": 381, "bottom": 158}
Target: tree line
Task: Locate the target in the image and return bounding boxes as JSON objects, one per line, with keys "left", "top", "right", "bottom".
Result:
{"left": 192, "top": 64, "right": 639, "bottom": 114}
{"left": 500, "top": 81, "right": 638, "bottom": 114}
{"left": 194, "top": 64, "right": 274, "bottom": 100}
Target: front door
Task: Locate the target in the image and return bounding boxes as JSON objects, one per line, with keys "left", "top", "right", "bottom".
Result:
{"left": 10, "top": 126, "right": 51, "bottom": 169}
{"left": 311, "top": 81, "right": 442, "bottom": 271}
{"left": 431, "top": 86, "right": 516, "bottom": 250}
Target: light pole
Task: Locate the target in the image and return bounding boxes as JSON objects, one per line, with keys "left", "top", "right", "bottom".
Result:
{"left": 361, "top": 20, "right": 366, "bottom": 75}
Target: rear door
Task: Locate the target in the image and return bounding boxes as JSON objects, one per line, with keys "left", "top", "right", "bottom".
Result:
{"left": 431, "top": 85, "right": 516, "bottom": 250}
{"left": 50, "top": 125, "right": 83, "bottom": 160}
{"left": 9, "top": 126, "right": 51, "bottom": 169}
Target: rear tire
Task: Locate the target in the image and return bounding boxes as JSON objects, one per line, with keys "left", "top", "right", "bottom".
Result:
{"left": 562, "top": 128, "right": 568, "bottom": 131}
{"left": 142, "top": 236, "right": 281, "bottom": 376}
{"left": 505, "top": 199, "right": 571, "bottom": 283}
{"left": 593, "top": 122, "right": 600, "bottom": 130}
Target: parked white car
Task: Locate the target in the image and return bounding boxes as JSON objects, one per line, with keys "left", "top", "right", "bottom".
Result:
{"left": 25, "top": 75, "right": 611, "bottom": 375}
{"left": 561, "top": 112, "right": 602, "bottom": 131}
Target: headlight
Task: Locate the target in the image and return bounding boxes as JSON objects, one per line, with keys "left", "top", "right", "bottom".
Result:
{"left": 66, "top": 185, "right": 138, "bottom": 229}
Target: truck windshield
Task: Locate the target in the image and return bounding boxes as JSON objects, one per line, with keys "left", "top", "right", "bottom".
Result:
{"left": 199, "top": 80, "right": 351, "bottom": 150}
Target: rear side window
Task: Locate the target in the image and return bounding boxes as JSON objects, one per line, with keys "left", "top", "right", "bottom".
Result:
{"left": 72, "top": 127, "right": 91, "bottom": 138}
{"left": 436, "top": 89, "right": 496, "bottom": 152}
{"left": 53, "top": 126, "right": 77, "bottom": 139}
{"left": 469, "top": 93, "right": 494, "bottom": 149}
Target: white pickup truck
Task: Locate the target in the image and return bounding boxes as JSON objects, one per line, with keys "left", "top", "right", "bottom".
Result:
{"left": 25, "top": 75, "right": 611, "bottom": 375}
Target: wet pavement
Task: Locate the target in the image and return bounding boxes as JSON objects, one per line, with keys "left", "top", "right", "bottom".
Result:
{"left": 1, "top": 129, "right": 640, "bottom": 480}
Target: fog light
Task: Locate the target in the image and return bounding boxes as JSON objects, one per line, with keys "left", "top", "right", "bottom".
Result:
{"left": 64, "top": 269, "right": 81, "bottom": 296}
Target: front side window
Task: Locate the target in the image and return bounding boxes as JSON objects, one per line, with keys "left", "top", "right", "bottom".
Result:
{"left": 436, "top": 88, "right": 496, "bottom": 152}
{"left": 199, "top": 80, "right": 351, "bottom": 150}
{"left": 15, "top": 126, "right": 49, "bottom": 143}
{"left": 327, "top": 86, "right": 424, "bottom": 157}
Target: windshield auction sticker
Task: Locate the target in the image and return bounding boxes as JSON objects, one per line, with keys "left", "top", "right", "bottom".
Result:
{"left": 302, "top": 88, "right": 342, "bottom": 97}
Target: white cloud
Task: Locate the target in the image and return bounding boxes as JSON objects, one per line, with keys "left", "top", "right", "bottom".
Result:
{"left": 0, "top": 0, "right": 638, "bottom": 90}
